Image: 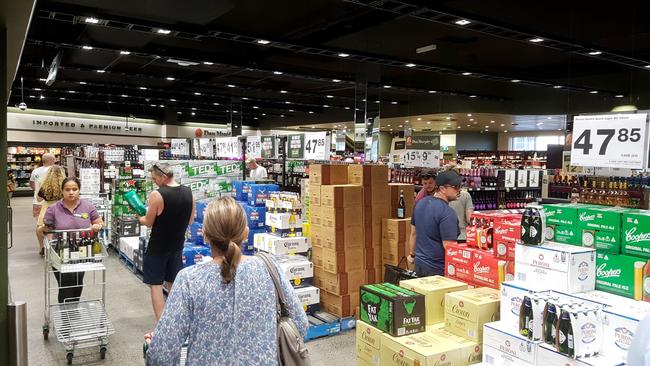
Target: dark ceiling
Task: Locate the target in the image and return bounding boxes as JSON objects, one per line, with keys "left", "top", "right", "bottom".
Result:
{"left": 8, "top": 0, "right": 650, "bottom": 128}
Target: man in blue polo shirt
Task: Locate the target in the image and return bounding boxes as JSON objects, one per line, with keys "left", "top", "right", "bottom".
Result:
{"left": 407, "top": 170, "right": 461, "bottom": 276}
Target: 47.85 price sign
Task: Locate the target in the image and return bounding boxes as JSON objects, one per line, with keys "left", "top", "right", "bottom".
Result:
{"left": 570, "top": 114, "right": 648, "bottom": 169}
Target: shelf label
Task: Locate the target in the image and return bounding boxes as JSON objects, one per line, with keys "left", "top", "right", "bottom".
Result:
{"left": 504, "top": 170, "right": 516, "bottom": 188}
{"left": 517, "top": 170, "right": 528, "bottom": 187}
{"left": 401, "top": 149, "right": 441, "bottom": 168}
{"left": 214, "top": 137, "right": 241, "bottom": 159}
{"left": 570, "top": 113, "right": 649, "bottom": 169}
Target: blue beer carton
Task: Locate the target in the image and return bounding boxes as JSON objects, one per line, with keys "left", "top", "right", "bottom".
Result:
{"left": 231, "top": 180, "right": 251, "bottom": 202}
{"left": 248, "top": 184, "right": 279, "bottom": 206}
{"left": 182, "top": 243, "right": 212, "bottom": 267}
{"left": 243, "top": 204, "right": 267, "bottom": 229}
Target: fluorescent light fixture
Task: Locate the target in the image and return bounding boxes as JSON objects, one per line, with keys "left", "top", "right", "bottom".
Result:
{"left": 323, "top": 104, "right": 329, "bottom": 108}
{"left": 504, "top": 130, "right": 508, "bottom": 132}
{"left": 490, "top": 120, "right": 495, "bottom": 123}
{"left": 157, "top": 29, "right": 171, "bottom": 34}
{"left": 68, "top": 90, "right": 75, "bottom": 94}
{"left": 337, "top": 53, "right": 350, "bottom": 57}
{"left": 82, "top": 45, "right": 93, "bottom": 50}
{"left": 344, "top": 106, "right": 350, "bottom": 110}
{"left": 177, "top": 111, "right": 181, "bottom": 114}
{"left": 645, "top": 65, "right": 650, "bottom": 68}
{"left": 254, "top": 117, "right": 259, "bottom": 120}
{"left": 280, "top": 90, "right": 288, "bottom": 94}
{"left": 387, "top": 124, "right": 391, "bottom": 127}
{"left": 375, "top": 101, "right": 380, "bottom": 104}
{"left": 428, "top": 90, "right": 436, "bottom": 93}
{"left": 257, "top": 39, "right": 270, "bottom": 44}
{"left": 455, "top": 19, "right": 471, "bottom": 26}
{"left": 194, "top": 92, "right": 201, "bottom": 95}
{"left": 191, "top": 112, "right": 196, "bottom": 116}
{"left": 588, "top": 51, "right": 602, "bottom": 55}
{"left": 261, "top": 113, "right": 266, "bottom": 116}
{"left": 96, "top": 69, "right": 105, "bottom": 73}
{"left": 326, "top": 95, "right": 334, "bottom": 98}
{"left": 39, "top": 78, "right": 46, "bottom": 82}
{"left": 78, "top": 81, "right": 86, "bottom": 84}
{"left": 273, "top": 71, "right": 283, "bottom": 75}
{"left": 590, "top": 90, "right": 598, "bottom": 94}
{"left": 242, "top": 97, "right": 248, "bottom": 100}
{"left": 398, "top": 125, "right": 403, "bottom": 128}
{"left": 311, "top": 126, "right": 315, "bottom": 129}
{"left": 213, "top": 102, "right": 219, "bottom": 105}
{"left": 462, "top": 72, "right": 472, "bottom": 76}
{"left": 332, "top": 79, "right": 341, "bottom": 82}
{"left": 485, "top": 125, "right": 489, "bottom": 128}
{"left": 391, "top": 101, "right": 398, "bottom": 105}
{"left": 159, "top": 104, "right": 165, "bottom": 108}
{"left": 469, "top": 118, "right": 474, "bottom": 121}
{"left": 120, "top": 94, "right": 128, "bottom": 97}
{"left": 191, "top": 107, "right": 197, "bottom": 110}
{"left": 59, "top": 97, "right": 66, "bottom": 100}
{"left": 166, "top": 77, "right": 175, "bottom": 81}
{"left": 203, "top": 61, "right": 214, "bottom": 65}
{"left": 511, "top": 79, "right": 521, "bottom": 83}
{"left": 227, "top": 84, "right": 235, "bottom": 88}
{"left": 253, "top": 106, "right": 259, "bottom": 109}
{"left": 405, "top": 63, "right": 416, "bottom": 67}
{"left": 38, "top": 95, "right": 45, "bottom": 99}
{"left": 467, "top": 113, "right": 472, "bottom": 117}
{"left": 119, "top": 50, "right": 131, "bottom": 55}
{"left": 500, "top": 124, "right": 505, "bottom": 127}
{"left": 85, "top": 17, "right": 99, "bottom": 24}
{"left": 615, "top": 94, "right": 624, "bottom": 98}
{"left": 308, "top": 111, "right": 314, "bottom": 114}
{"left": 553, "top": 85, "right": 562, "bottom": 89}
{"left": 289, "top": 109, "right": 295, "bottom": 112}
{"left": 170, "top": 99, "right": 176, "bottom": 102}
{"left": 139, "top": 87, "right": 147, "bottom": 90}
{"left": 233, "top": 110, "right": 238, "bottom": 113}
{"left": 469, "top": 95, "right": 477, "bottom": 98}
{"left": 383, "top": 85, "right": 392, "bottom": 88}
{"left": 529, "top": 37, "right": 545, "bottom": 43}
{"left": 281, "top": 115, "right": 285, "bottom": 117}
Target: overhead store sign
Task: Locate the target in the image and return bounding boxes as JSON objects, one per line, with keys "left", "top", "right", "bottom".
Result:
{"left": 402, "top": 133, "right": 441, "bottom": 168}
{"left": 261, "top": 136, "right": 277, "bottom": 159}
{"left": 214, "top": 137, "right": 241, "bottom": 159}
{"left": 303, "top": 132, "right": 330, "bottom": 160}
{"left": 570, "top": 113, "right": 649, "bottom": 169}
{"left": 7, "top": 112, "right": 161, "bottom": 136}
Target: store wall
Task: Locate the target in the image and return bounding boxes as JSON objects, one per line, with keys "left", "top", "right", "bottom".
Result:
{"left": 7, "top": 130, "right": 162, "bottom": 146}
{"left": 497, "top": 131, "right": 566, "bottom": 150}
{"left": 456, "top": 131, "right": 498, "bottom": 151}
{"left": 379, "top": 132, "right": 392, "bottom": 156}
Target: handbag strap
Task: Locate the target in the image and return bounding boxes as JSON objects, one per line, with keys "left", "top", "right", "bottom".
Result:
{"left": 256, "top": 252, "right": 289, "bottom": 318}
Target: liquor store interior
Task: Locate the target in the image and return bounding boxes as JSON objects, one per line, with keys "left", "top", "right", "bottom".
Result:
{"left": 3, "top": 1, "right": 650, "bottom": 366}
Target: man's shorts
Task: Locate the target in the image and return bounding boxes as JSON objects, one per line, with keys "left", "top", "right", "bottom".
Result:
{"left": 143, "top": 250, "right": 183, "bottom": 286}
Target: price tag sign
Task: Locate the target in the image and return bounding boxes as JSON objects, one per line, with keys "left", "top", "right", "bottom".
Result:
{"left": 287, "top": 134, "right": 305, "bottom": 159}
{"left": 214, "top": 137, "right": 241, "bottom": 159}
{"left": 198, "top": 139, "right": 214, "bottom": 158}
{"left": 401, "top": 150, "right": 441, "bottom": 168}
{"left": 246, "top": 136, "right": 262, "bottom": 159}
{"left": 171, "top": 139, "right": 190, "bottom": 156}
{"left": 571, "top": 113, "right": 648, "bottom": 169}
{"left": 303, "top": 132, "right": 330, "bottom": 160}
{"left": 261, "top": 136, "right": 276, "bottom": 159}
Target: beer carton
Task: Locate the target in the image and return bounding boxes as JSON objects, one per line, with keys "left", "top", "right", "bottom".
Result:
{"left": 276, "top": 254, "right": 314, "bottom": 287}
{"left": 445, "top": 243, "right": 475, "bottom": 277}
{"left": 596, "top": 253, "right": 647, "bottom": 299}
{"left": 493, "top": 221, "right": 520, "bottom": 260}
{"left": 581, "top": 229, "right": 620, "bottom": 254}
{"left": 309, "top": 164, "right": 348, "bottom": 185}
{"left": 472, "top": 250, "right": 504, "bottom": 290}
{"left": 322, "top": 247, "right": 364, "bottom": 274}
{"left": 427, "top": 326, "right": 483, "bottom": 365}
{"left": 348, "top": 164, "right": 388, "bottom": 186}
{"left": 499, "top": 281, "right": 552, "bottom": 334}
{"left": 359, "top": 283, "right": 426, "bottom": 337}
{"left": 535, "top": 343, "right": 624, "bottom": 366}
{"left": 444, "top": 287, "right": 500, "bottom": 342}
{"left": 320, "top": 184, "right": 363, "bottom": 207}
{"left": 380, "top": 331, "right": 463, "bottom": 366}
{"left": 265, "top": 212, "right": 302, "bottom": 230}
{"left": 399, "top": 276, "right": 468, "bottom": 325}
{"left": 601, "top": 300, "right": 650, "bottom": 363}
{"left": 622, "top": 210, "right": 650, "bottom": 258}
{"left": 514, "top": 243, "right": 596, "bottom": 294}
{"left": 542, "top": 203, "right": 580, "bottom": 226}
{"left": 314, "top": 267, "right": 365, "bottom": 295}
{"left": 356, "top": 321, "right": 383, "bottom": 366}
{"left": 545, "top": 224, "right": 580, "bottom": 245}
{"left": 576, "top": 207, "right": 624, "bottom": 233}
{"left": 320, "top": 290, "right": 358, "bottom": 317}
{"left": 295, "top": 286, "right": 320, "bottom": 308}
{"left": 253, "top": 233, "right": 310, "bottom": 255}
{"left": 568, "top": 290, "right": 638, "bottom": 307}
{"left": 483, "top": 321, "right": 540, "bottom": 365}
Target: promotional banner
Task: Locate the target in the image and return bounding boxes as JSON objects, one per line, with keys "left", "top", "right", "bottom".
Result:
{"left": 571, "top": 113, "right": 649, "bottom": 169}
{"left": 214, "top": 137, "right": 241, "bottom": 159}
{"left": 261, "top": 135, "right": 277, "bottom": 159}
{"left": 287, "top": 134, "right": 305, "bottom": 159}
{"left": 198, "top": 138, "right": 214, "bottom": 158}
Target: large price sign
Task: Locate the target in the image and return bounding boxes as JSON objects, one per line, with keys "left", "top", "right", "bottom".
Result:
{"left": 170, "top": 139, "right": 190, "bottom": 156}
{"left": 401, "top": 150, "right": 441, "bottom": 168}
{"left": 303, "top": 132, "right": 330, "bottom": 160}
{"left": 214, "top": 137, "right": 241, "bottom": 159}
{"left": 198, "top": 138, "right": 214, "bottom": 158}
{"left": 246, "top": 136, "right": 262, "bottom": 159}
{"left": 571, "top": 113, "right": 648, "bottom": 169}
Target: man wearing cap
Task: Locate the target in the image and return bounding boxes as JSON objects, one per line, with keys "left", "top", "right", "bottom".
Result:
{"left": 407, "top": 170, "right": 461, "bottom": 276}
{"left": 246, "top": 158, "right": 268, "bottom": 179}
{"left": 414, "top": 168, "right": 436, "bottom": 203}
{"left": 138, "top": 162, "right": 194, "bottom": 320}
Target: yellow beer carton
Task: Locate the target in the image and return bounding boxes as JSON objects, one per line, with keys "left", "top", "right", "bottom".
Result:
{"left": 380, "top": 331, "right": 462, "bottom": 366}
{"left": 400, "top": 276, "right": 468, "bottom": 326}
{"left": 356, "top": 321, "right": 383, "bottom": 366}
{"left": 444, "top": 287, "right": 500, "bottom": 342}
{"left": 427, "top": 326, "right": 483, "bottom": 366}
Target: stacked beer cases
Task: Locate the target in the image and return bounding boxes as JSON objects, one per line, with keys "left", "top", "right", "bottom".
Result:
{"left": 181, "top": 199, "right": 215, "bottom": 268}
{"left": 254, "top": 191, "right": 320, "bottom": 314}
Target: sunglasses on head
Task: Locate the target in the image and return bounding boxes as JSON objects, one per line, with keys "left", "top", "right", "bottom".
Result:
{"left": 153, "top": 164, "right": 170, "bottom": 177}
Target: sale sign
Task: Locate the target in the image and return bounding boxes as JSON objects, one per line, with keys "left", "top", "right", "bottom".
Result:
{"left": 571, "top": 113, "right": 648, "bottom": 169}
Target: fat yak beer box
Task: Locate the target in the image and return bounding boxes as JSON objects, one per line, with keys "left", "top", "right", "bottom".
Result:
{"left": 359, "top": 283, "right": 426, "bottom": 337}
{"left": 622, "top": 210, "right": 650, "bottom": 258}
{"left": 444, "top": 287, "right": 500, "bottom": 342}
{"left": 399, "top": 276, "right": 468, "bottom": 326}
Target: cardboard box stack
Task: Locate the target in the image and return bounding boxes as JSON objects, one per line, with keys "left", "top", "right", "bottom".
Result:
{"left": 254, "top": 191, "right": 319, "bottom": 315}
{"left": 235, "top": 183, "right": 279, "bottom": 254}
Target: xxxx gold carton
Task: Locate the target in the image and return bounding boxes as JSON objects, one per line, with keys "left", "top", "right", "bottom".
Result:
{"left": 356, "top": 321, "right": 383, "bottom": 366}
{"left": 380, "top": 331, "right": 463, "bottom": 366}
{"left": 427, "top": 325, "right": 483, "bottom": 366}
{"left": 444, "top": 287, "right": 500, "bottom": 342}
{"left": 400, "top": 276, "right": 468, "bottom": 326}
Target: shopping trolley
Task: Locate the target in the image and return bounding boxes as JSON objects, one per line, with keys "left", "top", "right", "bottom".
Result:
{"left": 43, "top": 228, "right": 115, "bottom": 365}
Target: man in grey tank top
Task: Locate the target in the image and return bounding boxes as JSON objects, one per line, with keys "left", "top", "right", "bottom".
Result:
{"left": 138, "top": 163, "right": 195, "bottom": 320}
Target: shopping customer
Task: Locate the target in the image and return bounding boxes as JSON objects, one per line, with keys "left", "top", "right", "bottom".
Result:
{"left": 138, "top": 163, "right": 194, "bottom": 321}
{"left": 414, "top": 169, "right": 436, "bottom": 204}
{"left": 443, "top": 164, "right": 474, "bottom": 242}
{"left": 246, "top": 157, "right": 268, "bottom": 179}
{"left": 145, "top": 196, "right": 307, "bottom": 365}
{"left": 7, "top": 171, "right": 16, "bottom": 201}
{"left": 43, "top": 177, "right": 103, "bottom": 303}
{"left": 31, "top": 153, "right": 55, "bottom": 255}
{"left": 407, "top": 170, "right": 461, "bottom": 276}
{"left": 36, "top": 166, "right": 67, "bottom": 255}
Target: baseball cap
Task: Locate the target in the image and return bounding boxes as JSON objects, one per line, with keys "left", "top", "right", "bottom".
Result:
{"left": 435, "top": 170, "right": 462, "bottom": 187}
{"left": 419, "top": 168, "right": 436, "bottom": 179}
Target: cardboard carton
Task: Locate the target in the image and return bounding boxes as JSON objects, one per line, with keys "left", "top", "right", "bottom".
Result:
{"left": 483, "top": 321, "right": 540, "bottom": 365}
{"left": 601, "top": 300, "right": 650, "bottom": 363}
{"left": 276, "top": 254, "right": 314, "bottom": 287}
{"left": 380, "top": 331, "right": 463, "bottom": 366}
{"left": 542, "top": 203, "right": 580, "bottom": 226}
{"left": 360, "top": 283, "right": 426, "bottom": 337}
{"left": 535, "top": 343, "right": 624, "bottom": 366}
{"left": 595, "top": 252, "right": 647, "bottom": 300}
{"left": 321, "top": 206, "right": 364, "bottom": 229}
{"left": 348, "top": 164, "right": 388, "bottom": 186}
{"left": 322, "top": 247, "right": 364, "bottom": 274}
{"left": 499, "top": 281, "right": 552, "bottom": 334}
{"left": 363, "top": 184, "right": 390, "bottom": 206}
{"left": 576, "top": 206, "right": 625, "bottom": 233}
{"left": 314, "top": 267, "right": 365, "bottom": 295}
{"left": 389, "top": 183, "right": 415, "bottom": 219}
{"left": 426, "top": 326, "right": 483, "bottom": 365}
{"left": 311, "top": 185, "right": 321, "bottom": 206}
{"left": 310, "top": 205, "right": 323, "bottom": 227}
{"left": 545, "top": 224, "right": 580, "bottom": 245}
{"left": 382, "top": 218, "right": 411, "bottom": 243}
{"left": 253, "top": 233, "right": 310, "bottom": 255}
{"left": 312, "top": 246, "right": 323, "bottom": 268}
{"left": 295, "top": 286, "right": 320, "bottom": 307}
{"left": 364, "top": 246, "right": 382, "bottom": 268}
{"left": 320, "top": 290, "right": 359, "bottom": 317}
{"left": 321, "top": 184, "right": 363, "bottom": 207}
{"left": 309, "top": 164, "right": 348, "bottom": 185}
{"left": 319, "top": 225, "right": 364, "bottom": 251}
{"left": 399, "top": 276, "right": 467, "bottom": 325}
{"left": 444, "top": 287, "right": 500, "bottom": 342}
{"left": 622, "top": 210, "right": 650, "bottom": 258}
{"left": 265, "top": 212, "right": 303, "bottom": 230}
{"left": 472, "top": 250, "right": 504, "bottom": 290}
{"left": 356, "top": 321, "right": 383, "bottom": 366}
{"left": 581, "top": 228, "right": 621, "bottom": 254}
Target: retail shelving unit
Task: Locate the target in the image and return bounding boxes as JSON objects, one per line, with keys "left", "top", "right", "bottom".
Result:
{"left": 7, "top": 146, "right": 62, "bottom": 196}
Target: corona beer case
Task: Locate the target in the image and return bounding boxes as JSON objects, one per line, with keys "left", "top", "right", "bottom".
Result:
{"left": 253, "top": 233, "right": 310, "bottom": 255}
{"left": 276, "top": 254, "right": 314, "bottom": 288}
{"left": 622, "top": 210, "right": 650, "bottom": 258}
{"left": 295, "top": 286, "right": 320, "bottom": 307}
{"left": 499, "top": 281, "right": 552, "bottom": 333}
{"left": 399, "top": 276, "right": 468, "bottom": 326}
{"left": 482, "top": 321, "right": 540, "bottom": 366}
{"left": 444, "top": 287, "right": 501, "bottom": 342}
{"left": 380, "top": 331, "right": 463, "bottom": 366}
{"left": 600, "top": 301, "right": 650, "bottom": 363}
{"left": 356, "top": 321, "right": 383, "bottom": 366}
{"left": 514, "top": 243, "right": 596, "bottom": 294}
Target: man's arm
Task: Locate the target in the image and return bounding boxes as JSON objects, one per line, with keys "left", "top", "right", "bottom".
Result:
{"left": 440, "top": 211, "right": 459, "bottom": 250}
{"left": 188, "top": 195, "right": 196, "bottom": 226}
{"left": 464, "top": 192, "right": 474, "bottom": 223}
{"left": 138, "top": 191, "right": 162, "bottom": 227}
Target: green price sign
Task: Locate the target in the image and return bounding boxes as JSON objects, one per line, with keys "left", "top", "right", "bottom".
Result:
{"left": 287, "top": 134, "right": 304, "bottom": 159}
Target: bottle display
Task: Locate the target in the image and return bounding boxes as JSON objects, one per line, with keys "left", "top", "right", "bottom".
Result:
{"left": 520, "top": 205, "right": 545, "bottom": 245}
{"left": 519, "top": 295, "right": 534, "bottom": 339}
{"left": 549, "top": 174, "right": 647, "bottom": 208}
{"left": 557, "top": 309, "right": 574, "bottom": 357}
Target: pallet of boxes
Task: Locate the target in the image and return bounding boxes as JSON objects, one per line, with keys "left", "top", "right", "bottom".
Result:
{"left": 381, "top": 182, "right": 415, "bottom": 283}
{"left": 479, "top": 203, "right": 650, "bottom": 366}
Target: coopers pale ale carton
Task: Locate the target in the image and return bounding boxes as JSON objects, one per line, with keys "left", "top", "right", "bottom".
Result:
{"left": 444, "top": 287, "right": 500, "bottom": 342}
{"left": 356, "top": 321, "right": 383, "bottom": 366}
{"left": 399, "top": 276, "right": 468, "bottom": 326}
{"left": 359, "top": 283, "right": 426, "bottom": 337}
{"left": 514, "top": 243, "right": 596, "bottom": 294}
{"left": 595, "top": 252, "right": 647, "bottom": 300}
{"left": 482, "top": 321, "right": 540, "bottom": 366}
{"left": 622, "top": 210, "right": 650, "bottom": 259}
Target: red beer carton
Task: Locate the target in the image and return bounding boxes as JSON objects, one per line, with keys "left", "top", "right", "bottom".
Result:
{"left": 471, "top": 250, "right": 501, "bottom": 289}
{"left": 466, "top": 225, "right": 478, "bottom": 248}
{"left": 493, "top": 239, "right": 516, "bottom": 261}
{"left": 493, "top": 220, "right": 522, "bottom": 243}
{"left": 448, "top": 265, "right": 474, "bottom": 284}
{"left": 445, "top": 243, "right": 474, "bottom": 267}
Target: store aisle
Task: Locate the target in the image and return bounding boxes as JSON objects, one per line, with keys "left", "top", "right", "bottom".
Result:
{"left": 8, "top": 197, "right": 355, "bottom": 366}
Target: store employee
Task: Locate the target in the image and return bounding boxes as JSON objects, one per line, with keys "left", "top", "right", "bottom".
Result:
{"left": 407, "top": 171, "right": 461, "bottom": 277}
{"left": 246, "top": 158, "right": 268, "bottom": 179}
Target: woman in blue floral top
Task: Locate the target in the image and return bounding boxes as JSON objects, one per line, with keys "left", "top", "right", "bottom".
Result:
{"left": 146, "top": 196, "right": 308, "bottom": 365}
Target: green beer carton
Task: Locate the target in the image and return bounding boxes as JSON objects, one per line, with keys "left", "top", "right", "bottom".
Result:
{"left": 545, "top": 224, "right": 580, "bottom": 245}
{"left": 581, "top": 229, "right": 621, "bottom": 254}
{"left": 596, "top": 252, "right": 647, "bottom": 300}
{"left": 543, "top": 203, "right": 580, "bottom": 226}
{"left": 360, "top": 283, "right": 426, "bottom": 337}
{"left": 622, "top": 211, "right": 650, "bottom": 259}
{"left": 577, "top": 207, "right": 624, "bottom": 233}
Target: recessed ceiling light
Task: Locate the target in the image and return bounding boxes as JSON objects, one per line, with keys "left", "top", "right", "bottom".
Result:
{"left": 428, "top": 122, "right": 432, "bottom": 125}
{"left": 280, "top": 115, "right": 285, "bottom": 117}
{"left": 467, "top": 113, "right": 472, "bottom": 117}
{"left": 405, "top": 63, "right": 416, "bottom": 67}
{"left": 383, "top": 85, "right": 392, "bottom": 89}
{"left": 233, "top": 110, "right": 238, "bottom": 113}
{"left": 157, "top": 29, "right": 171, "bottom": 34}
{"left": 285, "top": 101, "right": 291, "bottom": 104}
{"left": 119, "top": 50, "right": 131, "bottom": 55}
{"left": 375, "top": 101, "right": 380, "bottom": 104}
{"left": 120, "top": 94, "right": 128, "bottom": 97}
{"left": 454, "top": 19, "right": 471, "bottom": 26}
{"left": 417, "top": 117, "right": 422, "bottom": 121}
{"left": 38, "top": 78, "right": 46, "bottom": 82}
{"left": 213, "top": 102, "right": 219, "bottom": 105}
{"left": 500, "top": 123, "right": 505, "bottom": 127}
{"left": 309, "top": 111, "right": 314, "bottom": 114}
{"left": 191, "top": 112, "right": 196, "bottom": 116}
{"left": 326, "top": 95, "right": 334, "bottom": 98}
{"left": 553, "top": 85, "right": 562, "bottom": 89}
{"left": 428, "top": 90, "right": 436, "bottom": 94}
{"left": 645, "top": 65, "right": 650, "bottom": 68}
{"left": 467, "top": 125, "right": 471, "bottom": 127}
{"left": 390, "top": 129, "right": 393, "bottom": 131}
{"left": 469, "top": 95, "right": 477, "bottom": 98}
{"left": 96, "top": 69, "right": 105, "bottom": 73}
{"left": 504, "top": 130, "right": 508, "bottom": 132}
{"left": 177, "top": 111, "right": 181, "bottom": 114}
{"left": 159, "top": 104, "right": 165, "bottom": 108}
{"left": 28, "top": 95, "right": 35, "bottom": 98}
{"left": 261, "top": 113, "right": 266, "bottom": 116}
{"left": 537, "top": 122, "right": 544, "bottom": 126}
{"left": 194, "top": 92, "right": 201, "bottom": 95}
{"left": 257, "top": 39, "right": 270, "bottom": 44}
{"left": 191, "top": 107, "right": 197, "bottom": 110}
{"left": 457, "top": 126, "right": 461, "bottom": 129}
{"left": 311, "top": 126, "right": 315, "bottom": 129}
{"left": 391, "top": 101, "right": 398, "bottom": 104}
{"left": 170, "top": 99, "right": 176, "bottom": 102}
{"left": 511, "top": 79, "right": 521, "bottom": 83}
{"left": 469, "top": 118, "right": 474, "bottom": 121}
{"left": 529, "top": 37, "right": 545, "bottom": 43}
{"left": 226, "top": 84, "right": 236, "bottom": 88}
{"left": 166, "top": 77, "right": 175, "bottom": 81}
{"left": 59, "top": 97, "right": 66, "bottom": 100}
{"left": 85, "top": 17, "right": 99, "bottom": 24}
{"left": 68, "top": 90, "right": 75, "bottom": 94}
{"left": 82, "top": 45, "right": 93, "bottom": 50}
{"left": 273, "top": 71, "right": 283, "bottom": 75}
{"left": 387, "top": 124, "right": 391, "bottom": 127}
{"left": 490, "top": 120, "right": 495, "bottom": 123}
{"left": 280, "top": 90, "right": 288, "bottom": 94}
{"left": 588, "top": 51, "right": 602, "bottom": 55}
{"left": 398, "top": 125, "right": 403, "bottom": 128}
{"left": 78, "top": 81, "right": 86, "bottom": 84}
{"left": 203, "top": 61, "right": 214, "bottom": 65}
{"left": 462, "top": 72, "right": 472, "bottom": 76}
{"left": 344, "top": 106, "right": 350, "bottom": 110}
{"left": 446, "top": 116, "right": 451, "bottom": 120}
{"left": 338, "top": 53, "right": 350, "bottom": 58}
{"left": 108, "top": 101, "right": 114, "bottom": 104}
{"left": 139, "top": 87, "right": 147, "bottom": 90}
{"left": 150, "top": 104, "right": 156, "bottom": 107}
{"left": 323, "top": 104, "right": 329, "bottom": 107}
{"left": 590, "top": 91, "right": 598, "bottom": 94}
{"left": 253, "top": 106, "right": 259, "bottom": 109}
{"left": 289, "top": 109, "right": 295, "bottom": 112}
{"left": 332, "top": 79, "right": 341, "bottom": 82}
{"left": 615, "top": 94, "right": 624, "bottom": 98}
{"left": 405, "top": 120, "right": 409, "bottom": 123}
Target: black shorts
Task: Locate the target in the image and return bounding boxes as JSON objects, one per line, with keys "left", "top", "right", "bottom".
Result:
{"left": 143, "top": 250, "right": 183, "bottom": 286}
